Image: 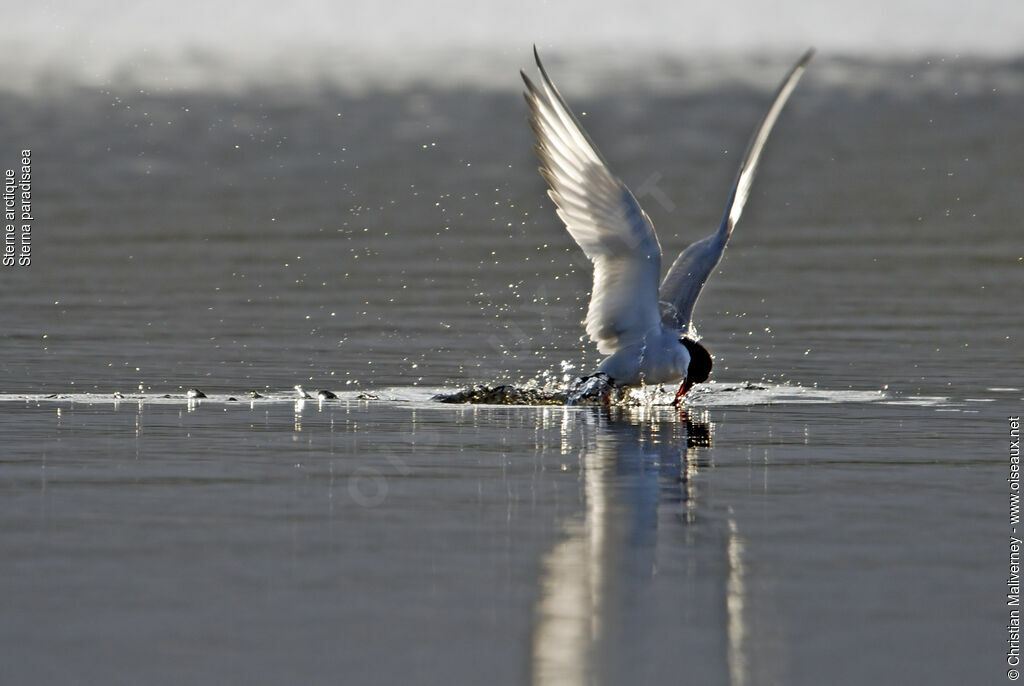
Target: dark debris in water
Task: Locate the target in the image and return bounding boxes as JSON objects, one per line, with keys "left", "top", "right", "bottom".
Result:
{"left": 433, "top": 384, "right": 567, "bottom": 406}
{"left": 716, "top": 382, "right": 768, "bottom": 392}
{"left": 435, "top": 374, "right": 629, "bottom": 406}
{"left": 565, "top": 373, "right": 615, "bottom": 405}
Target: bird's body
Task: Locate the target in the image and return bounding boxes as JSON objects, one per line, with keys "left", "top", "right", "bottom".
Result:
{"left": 594, "top": 330, "right": 690, "bottom": 388}
{"left": 521, "top": 47, "right": 813, "bottom": 401}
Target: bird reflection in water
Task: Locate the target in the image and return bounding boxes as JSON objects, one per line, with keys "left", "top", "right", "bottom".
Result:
{"left": 531, "top": 406, "right": 754, "bottom": 686}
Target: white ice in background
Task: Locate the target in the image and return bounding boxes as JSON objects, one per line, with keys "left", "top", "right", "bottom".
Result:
{"left": 0, "top": 0, "right": 1021, "bottom": 93}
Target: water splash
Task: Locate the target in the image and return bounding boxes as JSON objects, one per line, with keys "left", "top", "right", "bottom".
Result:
{"left": 0, "top": 381, "right": 904, "bottom": 408}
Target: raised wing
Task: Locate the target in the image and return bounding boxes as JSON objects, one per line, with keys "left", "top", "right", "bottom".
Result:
{"left": 523, "top": 47, "right": 663, "bottom": 355}
{"left": 659, "top": 48, "right": 815, "bottom": 333}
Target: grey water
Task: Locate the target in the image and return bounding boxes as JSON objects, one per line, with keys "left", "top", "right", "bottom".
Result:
{"left": 0, "top": 51, "right": 1020, "bottom": 684}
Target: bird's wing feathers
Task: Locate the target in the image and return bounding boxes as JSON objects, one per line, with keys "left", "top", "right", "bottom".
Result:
{"left": 523, "top": 48, "right": 662, "bottom": 355}
{"left": 659, "top": 48, "right": 815, "bottom": 332}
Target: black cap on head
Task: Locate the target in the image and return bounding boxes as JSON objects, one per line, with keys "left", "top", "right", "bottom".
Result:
{"left": 681, "top": 338, "right": 713, "bottom": 386}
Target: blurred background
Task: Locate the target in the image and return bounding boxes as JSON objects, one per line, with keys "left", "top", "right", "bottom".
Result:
{"left": 3, "top": 0, "right": 1021, "bottom": 81}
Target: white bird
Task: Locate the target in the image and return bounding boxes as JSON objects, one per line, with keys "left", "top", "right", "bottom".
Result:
{"left": 521, "top": 47, "right": 814, "bottom": 403}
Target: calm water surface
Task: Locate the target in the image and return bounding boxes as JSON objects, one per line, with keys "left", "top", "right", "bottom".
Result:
{"left": 0, "top": 51, "right": 1020, "bottom": 684}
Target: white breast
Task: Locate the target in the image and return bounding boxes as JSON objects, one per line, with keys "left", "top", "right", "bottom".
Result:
{"left": 594, "top": 329, "right": 690, "bottom": 387}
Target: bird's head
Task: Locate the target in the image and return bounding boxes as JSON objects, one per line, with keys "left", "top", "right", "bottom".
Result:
{"left": 680, "top": 337, "right": 713, "bottom": 395}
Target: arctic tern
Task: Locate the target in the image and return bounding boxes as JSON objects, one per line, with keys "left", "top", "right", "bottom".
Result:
{"left": 521, "top": 47, "right": 814, "bottom": 403}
